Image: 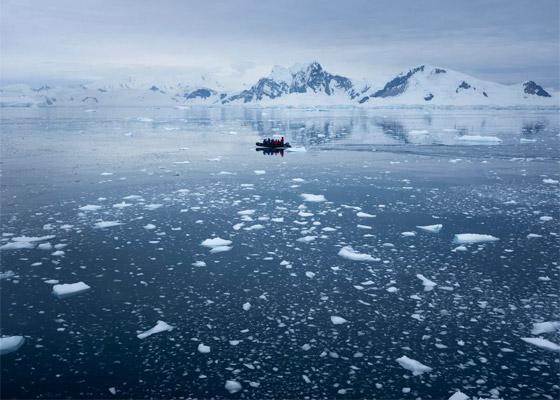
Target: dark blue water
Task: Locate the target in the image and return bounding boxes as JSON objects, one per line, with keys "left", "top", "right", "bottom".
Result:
{"left": 1, "top": 107, "right": 559, "bottom": 399}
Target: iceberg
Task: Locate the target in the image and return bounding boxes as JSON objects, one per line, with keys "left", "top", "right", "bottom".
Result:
{"left": 452, "top": 234, "right": 499, "bottom": 244}
{"left": 225, "top": 380, "right": 242, "bottom": 394}
{"left": 338, "top": 246, "right": 375, "bottom": 262}
{"left": 396, "top": 355, "right": 433, "bottom": 376}
{"left": 52, "top": 282, "right": 91, "bottom": 298}
{"left": 331, "top": 316, "right": 348, "bottom": 325}
{"left": 137, "top": 320, "right": 173, "bottom": 339}
{"left": 531, "top": 321, "right": 560, "bottom": 335}
{"left": 0, "top": 336, "right": 25, "bottom": 355}
{"left": 521, "top": 337, "right": 560, "bottom": 352}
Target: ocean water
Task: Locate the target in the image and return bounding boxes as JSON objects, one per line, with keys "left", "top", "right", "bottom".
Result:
{"left": 1, "top": 107, "right": 559, "bottom": 399}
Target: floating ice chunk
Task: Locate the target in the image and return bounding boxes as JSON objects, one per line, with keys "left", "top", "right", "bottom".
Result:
{"left": 143, "top": 224, "right": 156, "bottom": 230}
{"left": 0, "top": 241, "right": 35, "bottom": 250}
{"left": 123, "top": 195, "right": 142, "bottom": 200}
{"left": 79, "top": 205, "right": 102, "bottom": 211}
{"left": 386, "top": 287, "right": 399, "bottom": 293}
{"left": 144, "top": 204, "right": 163, "bottom": 211}
{"left": 225, "top": 380, "right": 242, "bottom": 394}
{"left": 173, "top": 161, "right": 190, "bottom": 164}
{"left": 396, "top": 355, "right": 433, "bottom": 376}
{"left": 448, "top": 390, "right": 469, "bottom": 400}
{"left": 210, "top": 246, "right": 232, "bottom": 254}
{"left": 301, "top": 193, "right": 326, "bottom": 202}
{"left": 0, "top": 271, "right": 15, "bottom": 279}
{"left": 100, "top": 172, "right": 113, "bottom": 176}
{"left": 531, "top": 321, "right": 560, "bottom": 335}
{"left": 331, "top": 316, "right": 348, "bottom": 325}
{"left": 538, "top": 276, "right": 551, "bottom": 281}
{"left": 201, "top": 238, "right": 232, "bottom": 248}
{"left": 302, "top": 343, "right": 311, "bottom": 351}
{"left": 297, "top": 236, "right": 317, "bottom": 244}
{"left": 192, "top": 261, "right": 206, "bottom": 267}
{"left": 233, "top": 223, "right": 245, "bottom": 230}
{"left": 218, "top": 171, "right": 233, "bottom": 175}
{"left": 108, "top": 387, "right": 117, "bottom": 395}
{"left": 271, "top": 217, "right": 284, "bottom": 223}
{"left": 51, "top": 250, "right": 65, "bottom": 257}
{"left": 417, "top": 274, "right": 437, "bottom": 291}
{"left": 452, "top": 245, "right": 467, "bottom": 252}
{"left": 286, "top": 147, "right": 306, "bottom": 153}
{"left": 416, "top": 224, "right": 442, "bottom": 233}
{"left": 521, "top": 337, "right": 560, "bottom": 352}
{"left": 452, "top": 234, "right": 499, "bottom": 244}
{"left": 527, "top": 233, "right": 543, "bottom": 238}
{"left": 93, "top": 221, "right": 123, "bottom": 229}
{"left": 137, "top": 117, "right": 153, "bottom": 122}
{"left": 198, "top": 343, "right": 210, "bottom": 353}
{"left": 540, "top": 216, "right": 553, "bottom": 222}
{"left": 244, "top": 224, "right": 264, "bottom": 231}
{"left": 519, "top": 138, "right": 536, "bottom": 143}
{"left": 454, "top": 135, "right": 501, "bottom": 143}
{"left": 52, "top": 282, "right": 91, "bottom": 298}
{"left": 238, "top": 209, "right": 255, "bottom": 215}
{"left": 243, "top": 302, "right": 252, "bottom": 311}
{"left": 305, "top": 271, "right": 316, "bottom": 278}
{"left": 137, "top": 320, "right": 173, "bottom": 339}
{"left": 254, "top": 170, "right": 266, "bottom": 175}
{"left": 113, "top": 202, "right": 132, "bottom": 209}
{"left": 292, "top": 178, "right": 305, "bottom": 182}
{"left": 357, "top": 224, "right": 372, "bottom": 230}
{"left": 409, "top": 130, "right": 429, "bottom": 135}
{"left": 338, "top": 246, "right": 374, "bottom": 262}
{"left": 0, "top": 336, "right": 25, "bottom": 355}
{"left": 543, "top": 179, "right": 558, "bottom": 184}
{"left": 401, "top": 231, "right": 416, "bottom": 237}
{"left": 356, "top": 212, "right": 375, "bottom": 218}
{"left": 44, "top": 279, "right": 59, "bottom": 284}
{"left": 322, "top": 227, "right": 336, "bottom": 232}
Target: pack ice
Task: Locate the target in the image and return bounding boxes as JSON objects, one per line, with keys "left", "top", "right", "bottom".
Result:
{"left": 52, "top": 282, "right": 91, "bottom": 298}
{"left": 338, "top": 246, "right": 375, "bottom": 262}
{"left": 300, "top": 193, "right": 327, "bottom": 202}
{"left": 137, "top": 321, "right": 174, "bottom": 339}
{"left": 396, "top": 355, "right": 433, "bottom": 376}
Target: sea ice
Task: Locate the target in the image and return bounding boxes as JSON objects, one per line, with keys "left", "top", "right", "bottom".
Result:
{"left": 452, "top": 234, "right": 499, "bottom": 244}
{"left": 137, "top": 321, "right": 173, "bottom": 339}
{"left": 338, "top": 246, "right": 375, "bottom": 262}
{"left": 417, "top": 274, "right": 437, "bottom": 291}
{"left": 0, "top": 336, "right": 25, "bottom": 355}
{"left": 254, "top": 170, "right": 266, "bottom": 175}
{"left": 201, "top": 238, "right": 233, "bottom": 248}
{"left": 520, "top": 337, "right": 560, "bottom": 352}
{"left": 448, "top": 390, "right": 469, "bottom": 400}
{"left": 198, "top": 343, "right": 211, "bottom": 353}
{"left": 143, "top": 224, "right": 156, "bottom": 230}
{"left": 416, "top": 224, "right": 442, "bottom": 233}
{"left": 52, "top": 282, "right": 91, "bottom": 298}
{"left": 401, "top": 231, "right": 416, "bottom": 237}
{"left": 356, "top": 212, "right": 375, "bottom": 218}
{"left": 225, "top": 380, "right": 242, "bottom": 394}
{"left": 301, "top": 193, "right": 326, "bottom": 202}
{"left": 93, "top": 221, "right": 123, "bottom": 229}
{"left": 297, "top": 236, "right": 317, "bottom": 243}
{"left": 543, "top": 179, "right": 558, "bottom": 184}
{"left": 396, "top": 355, "right": 433, "bottom": 376}
{"left": 531, "top": 321, "right": 560, "bottom": 335}
{"left": 331, "top": 316, "right": 348, "bottom": 325}
{"left": 79, "top": 205, "right": 102, "bottom": 211}
{"left": 210, "top": 246, "right": 232, "bottom": 254}
{"left": 243, "top": 302, "right": 252, "bottom": 311}
{"left": 454, "top": 135, "right": 501, "bottom": 143}
{"left": 192, "top": 261, "right": 207, "bottom": 267}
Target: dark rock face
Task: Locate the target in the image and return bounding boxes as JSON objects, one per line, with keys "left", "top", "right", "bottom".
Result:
{"left": 185, "top": 88, "right": 217, "bottom": 100}
{"left": 97, "top": 88, "right": 107, "bottom": 93}
{"left": 456, "top": 81, "right": 472, "bottom": 93}
{"left": 424, "top": 93, "right": 434, "bottom": 101}
{"left": 33, "top": 86, "right": 51, "bottom": 92}
{"left": 371, "top": 66, "right": 425, "bottom": 98}
{"left": 483, "top": 91, "right": 488, "bottom": 97}
{"left": 81, "top": 97, "right": 99, "bottom": 103}
{"left": 358, "top": 96, "right": 370, "bottom": 104}
{"left": 150, "top": 86, "right": 160, "bottom": 92}
{"left": 523, "top": 81, "right": 551, "bottom": 97}
{"left": 434, "top": 68, "right": 446, "bottom": 74}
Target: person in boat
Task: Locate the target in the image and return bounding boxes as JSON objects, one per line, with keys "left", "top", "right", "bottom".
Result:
{"left": 281, "top": 136, "right": 284, "bottom": 145}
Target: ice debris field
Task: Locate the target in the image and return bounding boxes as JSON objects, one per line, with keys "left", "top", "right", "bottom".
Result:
{"left": 0, "top": 107, "right": 559, "bottom": 399}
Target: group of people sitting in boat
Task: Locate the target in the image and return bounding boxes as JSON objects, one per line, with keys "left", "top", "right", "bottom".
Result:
{"left": 263, "top": 137, "right": 285, "bottom": 146}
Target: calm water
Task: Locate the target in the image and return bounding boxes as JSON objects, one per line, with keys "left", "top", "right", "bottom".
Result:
{"left": 1, "top": 107, "right": 559, "bottom": 399}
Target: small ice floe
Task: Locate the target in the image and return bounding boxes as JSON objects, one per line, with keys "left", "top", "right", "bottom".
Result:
{"left": 296, "top": 236, "right": 317, "bottom": 244}
{"left": 192, "top": 261, "right": 206, "bottom": 267}
{"left": 452, "top": 245, "right": 467, "bottom": 252}
{"left": 540, "top": 216, "right": 553, "bottom": 222}
{"left": 519, "top": 138, "right": 537, "bottom": 143}
{"left": 93, "top": 221, "right": 123, "bottom": 229}
{"left": 143, "top": 224, "right": 156, "bottom": 230}
{"left": 356, "top": 212, "right": 375, "bottom": 218}
{"left": 386, "top": 287, "right": 398, "bottom": 293}
{"left": 417, "top": 274, "right": 437, "bottom": 291}
{"left": 543, "top": 179, "right": 559, "bottom": 184}
{"left": 452, "top": 234, "right": 499, "bottom": 244}
{"left": 409, "top": 130, "right": 429, "bottom": 135}
{"left": 137, "top": 117, "right": 153, "bottom": 123}
{"left": 0, "top": 336, "right": 25, "bottom": 355}
{"left": 244, "top": 224, "right": 264, "bottom": 231}
{"left": 51, "top": 250, "right": 65, "bottom": 257}
{"left": 292, "top": 178, "right": 305, "bottom": 182}
{"left": 531, "top": 321, "right": 560, "bottom": 335}
{"left": 538, "top": 276, "right": 551, "bottom": 281}
{"left": 338, "top": 246, "right": 375, "bottom": 262}
{"left": 44, "top": 279, "right": 59, "bottom": 284}
{"left": 454, "top": 135, "right": 501, "bottom": 143}
{"left": 225, "top": 380, "right": 242, "bottom": 394}
{"left": 416, "top": 224, "right": 442, "bottom": 233}
{"left": 144, "top": 204, "right": 163, "bottom": 211}
{"left": 271, "top": 217, "right": 284, "bottom": 223}
{"left": 305, "top": 271, "right": 316, "bottom": 278}
{"left": 52, "top": 282, "right": 91, "bottom": 298}
{"left": 201, "top": 238, "right": 232, "bottom": 248}
{"left": 448, "top": 390, "right": 469, "bottom": 400}
{"left": 198, "top": 343, "right": 210, "bottom": 353}
{"left": 300, "top": 193, "right": 326, "bottom": 202}
{"left": 218, "top": 171, "right": 234, "bottom": 175}
{"left": 401, "top": 231, "right": 416, "bottom": 237}
{"left": 108, "top": 387, "right": 117, "bottom": 395}
{"left": 0, "top": 271, "right": 15, "bottom": 280}
{"left": 331, "top": 316, "right": 348, "bottom": 325}
{"left": 254, "top": 170, "right": 266, "bottom": 175}
{"left": 173, "top": 161, "right": 190, "bottom": 165}
{"left": 238, "top": 209, "right": 255, "bottom": 215}
{"left": 100, "top": 172, "right": 113, "bottom": 176}
{"left": 233, "top": 223, "right": 244, "bottom": 231}
{"left": 1, "top": 235, "right": 56, "bottom": 251}
{"left": 243, "top": 302, "right": 252, "bottom": 311}
{"left": 137, "top": 320, "right": 173, "bottom": 339}
{"left": 527, "top": 233, "right": 543, "bottom": 238}
{"left": 396, "top": 355, "right": 433, "bottom": 376}
{"left": 286, "top": 147, "right": 306, "bottom": 153}
{"left": 357, "top": 224, "right": 372, "bottom": 230}
{"left": 79, "top": 204, "right": 102, "bottom": 211}
{"left": 210, "top": 246, "right": 232, "bottom": 254}
{"left": 521, "top": 337, "right": 560, "bottom": 352}
{"left": 113, "top": 202, "right": 132, "bottom": 209}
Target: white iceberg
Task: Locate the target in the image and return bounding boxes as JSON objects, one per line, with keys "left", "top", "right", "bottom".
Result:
{"left": 452, "top": 234, "right": 499, "bottom": 244}
{"left": 201, "top": 237, "right": 232, "bottom": 248}
{"left": 531, "top": 321, "right": 560, "bottom": 335}
{"left": 137, "top": 320, "right": 173, "bottom": 339}
{"left": 198, "top": 343, "right": 210, "bottom": 353}
{"left": 225, "top": 380, "right": 242, "bottom": 394}
{"left": 338, "top": 246, "right": 374, "bottom": 262}
{"left": 396, "top": 355, "right": 433, "bottom": 376}
{"left": 416, "top": 224, "right": 442, "bottom": 233}
{"left": 52, "top": 282, "right": 91, "bottom": 298}
{"left": 0, "top": 336, "right": 25, "bottom": 355}
{"left": 210, "top": 246, "right": 232, "bottom": 254}
{"left": 521, "top": 337, "right": 560, "bottom": 352}
{"left": 331, "top": 316, "right": 348, "bottom": 325}
{"left": 301, "top": 193, "right": 326, "bottom": 202}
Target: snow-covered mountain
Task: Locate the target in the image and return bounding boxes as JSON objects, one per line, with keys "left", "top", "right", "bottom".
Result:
{"left": 1, "top": 62, "right": 557, "bottom": 107}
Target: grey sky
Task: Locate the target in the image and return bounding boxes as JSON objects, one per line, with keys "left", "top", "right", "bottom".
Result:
{"left": 1, "top": 0, "right": 559, "bottom": 89}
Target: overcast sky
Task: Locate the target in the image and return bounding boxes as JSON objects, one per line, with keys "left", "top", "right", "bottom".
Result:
{"left": 1, "top": 0, "right": 559, "bottom": 89}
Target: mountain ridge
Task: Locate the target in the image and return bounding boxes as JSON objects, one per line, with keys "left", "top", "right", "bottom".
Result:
{"left": 1, "top": 62, "right": 557, "bottom": 107}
